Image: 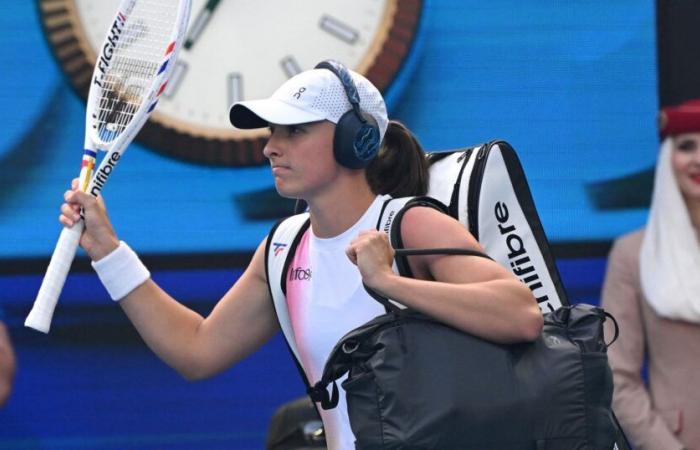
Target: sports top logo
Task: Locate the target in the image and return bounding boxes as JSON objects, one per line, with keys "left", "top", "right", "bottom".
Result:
{"left": 273, "top": 242, "right": 287, "bottom": 256}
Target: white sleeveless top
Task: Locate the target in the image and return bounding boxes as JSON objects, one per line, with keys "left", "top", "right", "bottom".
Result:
{"left": 285, "top": 195, "right": 390, "bottom": 450}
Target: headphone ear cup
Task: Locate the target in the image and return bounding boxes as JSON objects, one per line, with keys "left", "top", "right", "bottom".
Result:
{"left": 334, "top": 111, "right": 381, "bottom": 169}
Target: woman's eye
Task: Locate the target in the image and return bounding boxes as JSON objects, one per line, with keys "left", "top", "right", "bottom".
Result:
{"left": 675, "top": 139, "right": 698, "bottom": 152}
{"left": 269, "top": 124, "right": 306, "bottom": 136}
{"left": 288, "top": 125, "right": 304, "bottom": 135}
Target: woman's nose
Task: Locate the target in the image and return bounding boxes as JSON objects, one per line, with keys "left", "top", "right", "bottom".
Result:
{"left": 263, "top": 131, "right": 281, "bottom": 159}
{"left": 263, "top": 143, "right": 277, "bottom": 159}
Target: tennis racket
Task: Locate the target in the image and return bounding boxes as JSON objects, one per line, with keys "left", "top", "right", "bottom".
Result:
{"left": 25, "top": 0, "right": 191, "bottom": 333}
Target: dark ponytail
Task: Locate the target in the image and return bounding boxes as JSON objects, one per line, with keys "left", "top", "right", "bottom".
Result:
{"left": 366, "top": 120, "right": 429, "bottom": 197}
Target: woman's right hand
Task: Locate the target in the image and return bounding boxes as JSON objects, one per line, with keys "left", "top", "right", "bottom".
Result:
{"left": 59, "top": 178, "right": 120, "bottom": 262}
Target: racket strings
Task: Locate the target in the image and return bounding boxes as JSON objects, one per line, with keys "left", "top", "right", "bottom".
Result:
{"left": 93, "top": 0, "right": 180, "bottom": 144}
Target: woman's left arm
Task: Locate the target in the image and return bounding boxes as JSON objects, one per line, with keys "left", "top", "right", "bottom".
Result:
{"left": 347, "top": 206, "right": 543, "bottom": 344}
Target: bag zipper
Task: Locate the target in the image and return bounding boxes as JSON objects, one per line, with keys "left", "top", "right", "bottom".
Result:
{"left": 468, "top": 143, "right": 490, "bottom": 241}
{"left": 447, "top": 148, "right": 473, "bottom": 219}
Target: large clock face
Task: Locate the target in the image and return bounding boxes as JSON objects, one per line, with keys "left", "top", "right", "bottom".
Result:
{"left": 39, "top": 0, "right": 422, "bottom": 166}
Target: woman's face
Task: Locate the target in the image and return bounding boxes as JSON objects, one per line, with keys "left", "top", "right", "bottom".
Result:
{"left": 263, "top": 120, "right": 339, "bottom": 199}
{"left": 672, "top": 132, "right": 700, "bottom": 202}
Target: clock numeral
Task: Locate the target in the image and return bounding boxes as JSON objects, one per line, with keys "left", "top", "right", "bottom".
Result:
{"left": 184, "top": 10, "right": 213, "bottom": 49}
{"left": 184, "top": 0, "right": 223, "bottom": 50}
{"left": 280, "top": 56, "right": 302, "bottom": 79}
{"left": 163, "top": 61, "right": 187, "bottom": 98}
{"left": 228, "top": 73, "right": 243, "bottom": 106}
{"left": 319, "top": 15, "right": 359, "bottom": 45}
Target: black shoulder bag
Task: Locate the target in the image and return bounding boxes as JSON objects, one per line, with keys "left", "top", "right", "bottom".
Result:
{"left": 307, "top": 247, "right": 623, "bottom": 450}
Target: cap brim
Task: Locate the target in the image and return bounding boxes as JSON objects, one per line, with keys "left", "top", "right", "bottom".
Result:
{"left": 229, "top": 99, "right": 326, "bottom": 129}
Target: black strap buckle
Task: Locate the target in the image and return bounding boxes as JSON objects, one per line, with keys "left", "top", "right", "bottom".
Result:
{"left": 307, "top": 381, "right": 339, "bottom": 410}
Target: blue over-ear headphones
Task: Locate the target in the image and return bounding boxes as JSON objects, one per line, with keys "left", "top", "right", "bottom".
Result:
{"left": 314, "top": 60, "right": 381, "bottom": 169}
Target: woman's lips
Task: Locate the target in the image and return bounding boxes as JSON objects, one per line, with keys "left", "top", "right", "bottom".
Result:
{"left": 272, "top": 166, "right": 290, "bottom": 175}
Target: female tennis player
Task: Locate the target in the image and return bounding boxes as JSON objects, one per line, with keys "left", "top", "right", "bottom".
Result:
{"left": 60, "top": 61, "right": 543, "bottom": 449}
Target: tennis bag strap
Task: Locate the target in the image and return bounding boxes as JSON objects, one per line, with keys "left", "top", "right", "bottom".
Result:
{"left": 426, "top": 140, "right": 569, "bottom": 312}
{"left": 265, "top": 212, "right": 313, "bottom": 390}
{"left": 377, "top": 196, "right": 452, "bottom": 280}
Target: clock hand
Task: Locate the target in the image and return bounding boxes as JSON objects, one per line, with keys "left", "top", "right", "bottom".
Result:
{"left": 183, "top": 0, "right": 222, "bottom": 50}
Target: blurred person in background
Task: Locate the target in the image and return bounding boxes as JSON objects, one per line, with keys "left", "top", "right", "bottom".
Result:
{"left": 0, "top": 307, "right": 16, "bottom": 407}
{"left": 601, "top": 99, "right": 700, "bottom": 449}
{"left": 265, "top": 396, "right": 325, "bottom": 450}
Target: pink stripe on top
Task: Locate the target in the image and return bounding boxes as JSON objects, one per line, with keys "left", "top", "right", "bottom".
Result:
{"left": 285, "top": 229, "right": 314, "bottom": 377}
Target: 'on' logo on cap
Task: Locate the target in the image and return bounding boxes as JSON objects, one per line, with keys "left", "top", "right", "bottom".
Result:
{"left": 293, "top": 87, "right": 306, "bottom": 99}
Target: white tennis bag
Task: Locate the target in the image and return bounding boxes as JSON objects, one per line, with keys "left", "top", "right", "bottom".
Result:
{"left": 423, "top": 139, "right": 568, "bottom": 311}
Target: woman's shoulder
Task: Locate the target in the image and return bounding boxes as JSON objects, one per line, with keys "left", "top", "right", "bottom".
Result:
{"left": 609, "top": 227, "right": 645, "bottom": 262}
{"left": 613, "top": 227, "right": 645, "bottom": 249}
{"left": 399, "top": 204, "right": 480, "bottom": 251}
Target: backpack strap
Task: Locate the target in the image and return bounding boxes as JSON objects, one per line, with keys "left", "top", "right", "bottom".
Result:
{"left": 378, "top": 196, "right": 451, "bottom": 278}
{"left": 368, "top": 195, "right": 494, "bottom": 312}
{"left": 264, "top": 212, "right": 310, "bottom": 365}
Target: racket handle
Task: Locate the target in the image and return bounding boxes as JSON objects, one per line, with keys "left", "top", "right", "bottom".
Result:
{"left": 25, "top": 223, "right": 84, "bottom": 333}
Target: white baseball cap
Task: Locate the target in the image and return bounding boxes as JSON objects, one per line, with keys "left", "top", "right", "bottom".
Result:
{"left": 229, "top": 67, "right": 389, "bottom": 143}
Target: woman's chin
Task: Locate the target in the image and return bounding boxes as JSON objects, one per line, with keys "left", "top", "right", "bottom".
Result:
{"left": 679, "top": 178, "right": 700, "bottom": 202}
{"left": 274, "top": 184, "right": 301, "bottom": 200}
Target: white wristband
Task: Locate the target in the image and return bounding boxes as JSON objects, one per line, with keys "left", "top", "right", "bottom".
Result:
{"left": 91, "top": 241, "right": 150, "bottom": 301}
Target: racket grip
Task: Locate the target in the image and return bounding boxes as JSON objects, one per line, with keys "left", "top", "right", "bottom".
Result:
{"left": 25, "top": 223, "right": 84, "bottom": 333}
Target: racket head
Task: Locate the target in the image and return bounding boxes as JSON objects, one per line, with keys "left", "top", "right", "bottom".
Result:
{"left": 84, "top": 0, "right": 191, "bottom": 151}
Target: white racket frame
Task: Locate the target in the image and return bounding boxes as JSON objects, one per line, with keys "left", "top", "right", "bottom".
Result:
{"left": 25, "top": 0, "right": 191, "bottom": 333}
